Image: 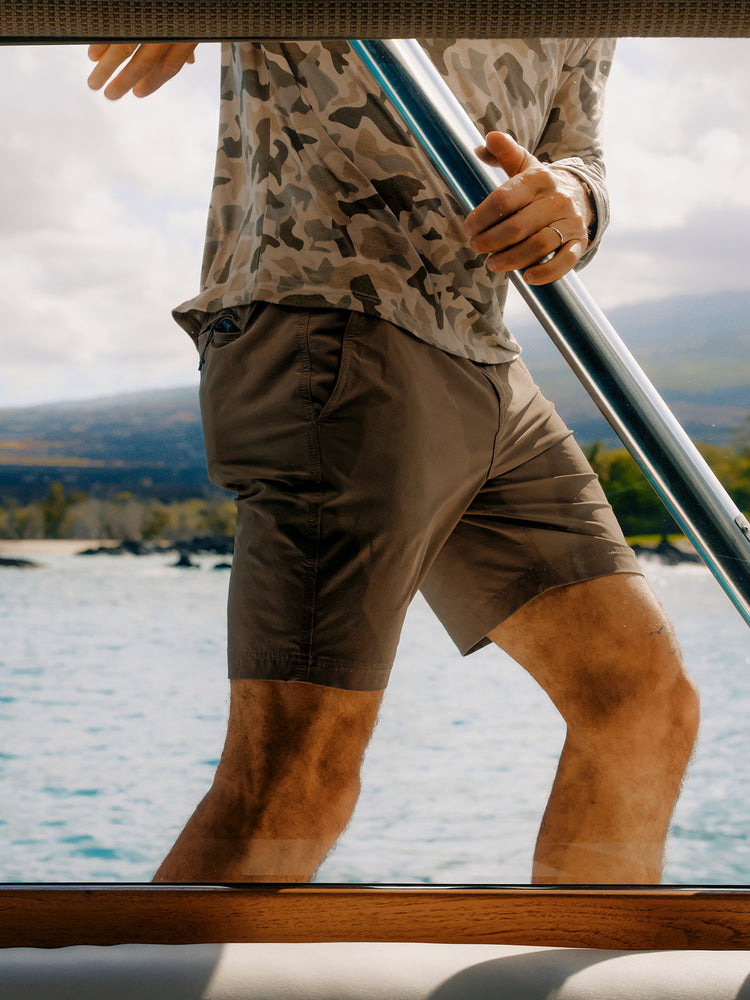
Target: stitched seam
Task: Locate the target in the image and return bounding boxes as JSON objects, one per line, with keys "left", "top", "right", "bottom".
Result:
{"left": 298, "top": 311, "right": 323, "bottom": 677}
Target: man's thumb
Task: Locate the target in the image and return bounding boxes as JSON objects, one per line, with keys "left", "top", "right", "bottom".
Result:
{"left": 479, "top": 131, "right": 533, "bottom": 177}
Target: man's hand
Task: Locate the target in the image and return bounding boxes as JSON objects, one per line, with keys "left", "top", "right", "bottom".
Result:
{"left": 87, "top": 43, "right": 198, "bottom": 100}
{"left": 463, "top": 131, "right": 594, "bottom": 285}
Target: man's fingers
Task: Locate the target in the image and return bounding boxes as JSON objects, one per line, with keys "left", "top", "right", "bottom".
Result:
{"left": 463, "top": 175, "right": 543, "bottom": 240}
{"left": 132, "top": 44, "right": 198, "bottom": 98}
{"left": 523, "top": 239, "right": 587, "bottom": 284}
{"left": 467, "top": 186, "right": 581, "bottom": 253}
{"left": 483, "top": 222, "right": 583, "bottom": 276}
{"left": 87, "top": 43, "right": 139, "bottom": 94}
{"left": 86, "top": 43, "right": 197, "bottom": 100}
{"left": 105, "top": 43, "right": 171, "bottom": 99}
{"left": 480, "top": 131, "right": 533, "bottom": 177}
{"left": 463, "top": 161, "right": 554, "bottom": 241}
{"left": 87, "top": 43, "right": 110, "bottom": 62}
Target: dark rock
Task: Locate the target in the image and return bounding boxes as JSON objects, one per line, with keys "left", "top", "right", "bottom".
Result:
{"left": 119, "top": 539, "right": 150, "bottom": 556}
{"left": 177, "top": 535, "right": 234, "bottom": 556}
{"left": 77, "top": 535, "right": 234, "bottom": 558}
{"left": 0, "top": 556, "right": 38, "bottom": 568}
{"left": 77, "top": 541, "right": 156, "bottom": 557}
{"left": 172, "top": 550, "right": 198, "bottom": 568}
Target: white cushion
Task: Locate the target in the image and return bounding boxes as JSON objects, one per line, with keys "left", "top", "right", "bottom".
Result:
{"left": 2, "top": 942, "right": 750, "bottom": 1000}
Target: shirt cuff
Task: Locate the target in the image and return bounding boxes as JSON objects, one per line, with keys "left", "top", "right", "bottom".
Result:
{"left": 548, "top": 157, "right": 610, "bottom": 269}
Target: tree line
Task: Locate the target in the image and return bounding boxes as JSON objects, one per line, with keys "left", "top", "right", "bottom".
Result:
{"left": 1, "top": 421, "right": 749, "bottom": 542}
{"left": 0, "top": 485, "right": 237, "bottom": 542}
{"left": 584, "top": 424, "right": 750, "bottom": 538}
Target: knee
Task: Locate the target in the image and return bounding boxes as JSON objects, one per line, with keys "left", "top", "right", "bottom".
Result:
{"left": 566, "top": 626, "right": 700, "bottom": 761}
{"left": 209, "top": 740, "right": 364, "bottom": 843}
{"left": 649, "top": 662, "right": 700, "bottom": 764}
{"left": 206, "top": 680, "right": 381, "bottom": 842}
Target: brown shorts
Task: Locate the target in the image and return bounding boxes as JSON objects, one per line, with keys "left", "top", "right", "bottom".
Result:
{"left": 197, "top": 302, "right": 641, "bottom": 691}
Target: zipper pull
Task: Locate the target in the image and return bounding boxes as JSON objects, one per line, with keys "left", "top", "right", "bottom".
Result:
{"left": 199, "top": 316, "right": 238, "bottom": 371}
{"left": 198, "top": 326, "right": 216, "bottom": 371}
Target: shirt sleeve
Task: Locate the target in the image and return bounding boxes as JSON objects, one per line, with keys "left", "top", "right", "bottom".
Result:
{"left": 534, "top": 37, "right": 616, "bottom": 268}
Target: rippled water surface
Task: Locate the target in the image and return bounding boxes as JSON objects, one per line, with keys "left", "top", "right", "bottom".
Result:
{"left": 1, "top": 545, "right": 748, "bottom": 884}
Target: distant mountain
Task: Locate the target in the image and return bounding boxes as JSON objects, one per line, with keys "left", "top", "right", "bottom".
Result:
{"left": 0, "top": 290, "right": 747, "bottom": 503}
{"left": 0, "top": 387, "right": 213, "bottom": 503}
{"left": 511, "top": 287, "right": 750, "bottom": 446}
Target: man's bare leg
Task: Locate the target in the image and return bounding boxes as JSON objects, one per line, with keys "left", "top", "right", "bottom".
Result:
{"left": 489, "top": 573, "right": 699, "bottom": 884}
{"left": 154, "top": 679, "right": 382, "bottom": 882}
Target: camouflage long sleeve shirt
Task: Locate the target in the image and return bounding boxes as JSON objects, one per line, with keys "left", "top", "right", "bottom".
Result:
{"left": 174, "top": 38, "right": 615, "bottom": 363}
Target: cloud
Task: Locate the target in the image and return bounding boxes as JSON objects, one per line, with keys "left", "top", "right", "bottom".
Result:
{"left": 0, "top": 44, "right": 221, "bottom": 406}
{"left": 580, "top": 204, "right": 750, "bottom": 311}
{"left": 569, "top": 37, "right": 750, "bottom": 311}
{"left": 1, "top": 45, "right": 219, "bottom": 232}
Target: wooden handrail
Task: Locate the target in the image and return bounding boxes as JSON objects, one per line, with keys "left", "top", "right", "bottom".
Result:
{"left": 2, "top": 885, "right": 750, "bottom": 951}
{"left": 1, "top": 0, "right": 749, "bottom": 42}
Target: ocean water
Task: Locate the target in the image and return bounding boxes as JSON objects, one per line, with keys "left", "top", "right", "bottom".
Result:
{"left": 0, "top": 544, "right": 748, "bottom": 885}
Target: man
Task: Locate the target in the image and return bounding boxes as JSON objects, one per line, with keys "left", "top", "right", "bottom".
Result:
{"left": 88, "top": 37, "right": 699, "bottom": 884}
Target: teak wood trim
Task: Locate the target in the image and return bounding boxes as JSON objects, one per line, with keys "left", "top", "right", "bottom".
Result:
{"left": 2, "top": 0, "right": 750, "bottom": 42}
{"left": 2, "top": 886, "right": 750, "bottom": 951}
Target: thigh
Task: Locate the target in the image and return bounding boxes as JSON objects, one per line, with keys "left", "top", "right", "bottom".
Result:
{"left": 487, "top": 573, "right": 683, "bottom": 724}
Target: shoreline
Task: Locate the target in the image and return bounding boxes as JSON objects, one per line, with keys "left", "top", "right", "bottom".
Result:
{"left": 0, "top": 535, "right": 700, "bottom": 567}
{"left": 0, "top": 539, "right": 121, "bottom": 557}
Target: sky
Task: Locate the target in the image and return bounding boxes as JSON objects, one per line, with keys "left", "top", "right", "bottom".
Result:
{"left": 0, "top": 37, "right": 748, "bottom": 408}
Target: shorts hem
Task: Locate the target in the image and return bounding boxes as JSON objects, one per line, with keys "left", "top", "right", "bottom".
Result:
{"left": 228, "top": 652, "right": 391, "bottom": 692}
{"left": 455, "top": 545, "right": 643, "bottom": 656}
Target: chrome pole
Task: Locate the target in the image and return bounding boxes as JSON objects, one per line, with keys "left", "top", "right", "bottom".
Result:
{"left": 351, "top": 38, "right": 750, "bottom": 626}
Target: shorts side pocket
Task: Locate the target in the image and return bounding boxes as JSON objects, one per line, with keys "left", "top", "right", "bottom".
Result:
{"left": 305, "top": 310, "right": 358, "bottom": 421}
{"left": 197, "top": 303, "right": 266, "bottom": 371}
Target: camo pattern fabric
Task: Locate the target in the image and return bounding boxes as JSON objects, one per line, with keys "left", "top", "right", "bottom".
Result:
{"left": 174, "top": 38, "right": 615, "bottom": 362}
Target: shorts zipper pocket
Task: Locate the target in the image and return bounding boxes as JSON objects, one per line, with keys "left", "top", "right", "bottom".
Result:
{"left": 198, "top": 315, "right": 240, "bottom": 371}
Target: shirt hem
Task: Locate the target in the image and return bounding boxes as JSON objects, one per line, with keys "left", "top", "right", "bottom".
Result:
{"left": 173, "top": 288, "right": 523, "bottom": 366}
